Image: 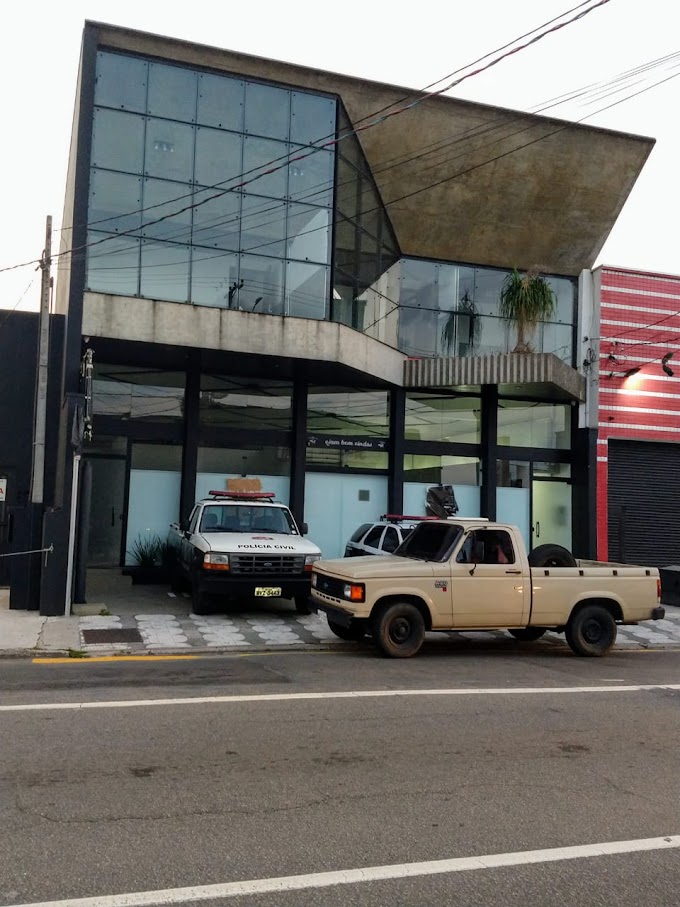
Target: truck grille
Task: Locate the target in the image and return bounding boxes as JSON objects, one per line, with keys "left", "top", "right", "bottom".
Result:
{"left": 230, "top": 554, "right": 305, "bottom": 575}
{"left": 314, "top": 574, "right": 346, "bottom": 599}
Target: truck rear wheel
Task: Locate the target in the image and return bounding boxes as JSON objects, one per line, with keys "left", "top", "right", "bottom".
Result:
{"left": 328, "top": 619, "right": 366, "bottom": 641}
{"left": 508, "top": 628, "right": 546, "bottom": 642}
{"left": 528, "top": 544, "right": 577, "bottom": 568}
{"left": 373, "top": 602, "right": 425, "bottom": 658}
{"left": 566, "top": 605, "right": 617, "bottom": 656}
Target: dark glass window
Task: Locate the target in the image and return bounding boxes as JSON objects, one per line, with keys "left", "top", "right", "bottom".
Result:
{"left": 144, "top": 118, "right": 194, "bottom": 182}
{"left": 86, "top": 233, "right": 140, "bottom": 297}
{"left": 199, "top": 375, "right": 292, "bottom": 430}
{"left": 406, "top": 394, "right": 481, "bottom": 444}
{"left": 147, "top": 62, "right": 197, "bottom": 122}
{"left": 89, "top": 170, "right": 142, "bottom": 234}
{"left": 307, "top": 388, "right": 390, "bottom": 437}
{"left": 363, "top": 526, "right": 384, "bottom": 548}
{"left": 95, "top": 52, "right": 147, "bottom": 113}
{"left": 290, "top": 91, "right": 336, "bottom": 146}
{"left": 197, "top": 73, "right": 244, "bottom": 131}
{"left": 91, "top": 108, "right": 145, "bottom": 174}
{"left": 497, "top": 401, "right": 570, "bottom": 449}
{"left": 244, "top": 82, "right": 290, "bottom": 140}
{"left": 194, "top": 128, "right": 242, "bottom": 188}
{"left": 350, "top": 523, "right": 372, "bottom": 543}
{"left": 382, "top": 527, "right": 400, "bottom": 553}
{"left": 92, "top": 365, "right": 185, "bottom": 421}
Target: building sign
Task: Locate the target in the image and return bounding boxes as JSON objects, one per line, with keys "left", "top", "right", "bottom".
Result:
{"left": 306, "top": 435, "right": 388, "bottom": 452}
{"left": 0, "top": 477, "right": 6, "bottom": 502}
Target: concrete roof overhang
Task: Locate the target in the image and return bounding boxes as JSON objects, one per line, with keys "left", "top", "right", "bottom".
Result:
{"left": 89, "top": 22, "right": 655, "bottom": 277}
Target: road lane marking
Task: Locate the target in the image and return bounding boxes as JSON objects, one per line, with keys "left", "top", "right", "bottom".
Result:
{"left": 31, "top": 656, "right": 203, "bottom": 664}
{"left": 1, "top": 684, "right": 680, "bottom": 713}
{"left": 6, "top": 835, "right": 680, "bottom": 906}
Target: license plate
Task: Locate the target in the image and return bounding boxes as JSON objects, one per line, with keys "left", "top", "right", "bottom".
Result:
{"left": 255, "top": 587, "right": 282, "bottom": 597}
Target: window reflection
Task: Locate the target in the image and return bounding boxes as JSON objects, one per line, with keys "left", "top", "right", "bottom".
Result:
{"left": 245, "top": 82, "right": 290, "bottom": 140}
{"left": 190, "top": 248, "right": 240, "bottom": 308}
{"left": 86, "top": 232, "right": 140, "bottom": 296}
{"left": 197, "top": 73, "right": 244, "bottom": 131}
{"left": 147, "top": 63, "right": 197, "bottom": 122}
{"left": 92, "top": 108, "right": 145, "bottom": 174}
{"left": 144, "top": 118, "right": 194, "bottom": 182}
{"left": 140, "top": 240, "right": 190, "bottom": 303}
{"left": 95, "top": 52, "right": 147, "bottom": 113}
{"left": 497, "top": 401, "right": 570, "bottom": 449}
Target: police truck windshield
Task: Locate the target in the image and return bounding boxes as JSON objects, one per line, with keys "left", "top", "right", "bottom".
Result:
{"left": 199, "top": 505, "right": 296, "bottom": 535}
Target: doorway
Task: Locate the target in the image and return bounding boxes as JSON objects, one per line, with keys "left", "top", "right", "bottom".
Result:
{"left": 86, "top": 457, "right": 127, "bottom": 567}
{"left": 496, "top": 460, "right": 572, "bottom": 551}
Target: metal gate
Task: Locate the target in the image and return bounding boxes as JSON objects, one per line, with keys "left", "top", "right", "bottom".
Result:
{"left": 608, "top": 439, "right": 680, "bottom": 567}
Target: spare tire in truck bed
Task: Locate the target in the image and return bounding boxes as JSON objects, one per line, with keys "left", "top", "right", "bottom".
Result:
{"left": 528, "top": 543, "right": 577, "bottom": 568}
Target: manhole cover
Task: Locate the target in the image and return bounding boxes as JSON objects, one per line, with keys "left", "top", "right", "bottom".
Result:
{"left": 81, "top": 628, "right": 143, "bottom": 645}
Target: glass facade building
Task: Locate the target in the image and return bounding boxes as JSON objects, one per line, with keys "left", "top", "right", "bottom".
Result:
{"left": 33, "top": 19, "right": 614, "bottom": 620}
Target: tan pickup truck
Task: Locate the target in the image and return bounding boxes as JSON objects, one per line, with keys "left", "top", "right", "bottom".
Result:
{"left": 311, "top": 518, "right": 664, "bottom": 658}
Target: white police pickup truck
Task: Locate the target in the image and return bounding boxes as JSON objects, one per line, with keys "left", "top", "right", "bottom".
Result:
{"left": 167, "top": 491, "right": 321, "bottom": 615}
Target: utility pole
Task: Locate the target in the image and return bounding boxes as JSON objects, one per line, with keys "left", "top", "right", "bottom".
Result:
{"left": 30, "top": 215, "right": 52, "bottom": 505}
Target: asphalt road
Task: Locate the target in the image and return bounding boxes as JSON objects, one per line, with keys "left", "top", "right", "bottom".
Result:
{"left": 1, "top": 646, "right": 680, "bottom": 906}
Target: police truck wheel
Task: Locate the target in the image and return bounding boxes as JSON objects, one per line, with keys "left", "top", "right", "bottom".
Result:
{"left": 373, "top": 602, "right": 425, "bottom": 658}
{"left": 294, "top": 595, "right": 312, "bottom": 615}
{"left": 191, "top": 582, "right": 210, "bottom": 616}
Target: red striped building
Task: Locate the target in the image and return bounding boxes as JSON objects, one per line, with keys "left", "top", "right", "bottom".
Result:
{"left": 595, "top": 266, "right": 680, "bottom": 566}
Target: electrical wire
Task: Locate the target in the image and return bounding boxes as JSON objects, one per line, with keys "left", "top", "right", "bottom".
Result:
{"left": 0, "top": 0, "right": 614, "bottom": 277}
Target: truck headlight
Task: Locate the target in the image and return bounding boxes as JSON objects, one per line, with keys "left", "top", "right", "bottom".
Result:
{"left": 203, "top": 552, "right": 230, "bottom": 571}
{"left": 343, "top": 583, "right": 365, "bottom": 603}
{"left": 305, "top": 554, "right": 321, "bottom": 572}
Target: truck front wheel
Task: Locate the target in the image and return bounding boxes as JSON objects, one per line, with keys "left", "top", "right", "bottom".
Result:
{"left": 373, "top": 602, "right": 425, "bottom": 658}
{"left": 328, "top": 618, "right": 366, "bottom": 641}
{"left": 566, "top": 605, "right": 617, "bottom": 656}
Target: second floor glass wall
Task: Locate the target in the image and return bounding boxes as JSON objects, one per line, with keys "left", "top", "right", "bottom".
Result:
{"left": 86, "top": 51, "right": 336, "bottom": 320}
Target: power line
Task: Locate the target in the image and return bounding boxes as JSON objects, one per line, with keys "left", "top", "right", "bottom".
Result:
{"left": 0, "top": 0, "right": 614, "bottom": 278}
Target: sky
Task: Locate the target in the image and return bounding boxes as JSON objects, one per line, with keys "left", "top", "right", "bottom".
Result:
{"left": 2, "top": 0, "right": 678, "bottom": 314}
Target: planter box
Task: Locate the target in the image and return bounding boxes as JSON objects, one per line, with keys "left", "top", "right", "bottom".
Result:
{"left": 123, "top": 566, "right": 172, "bottom": 586}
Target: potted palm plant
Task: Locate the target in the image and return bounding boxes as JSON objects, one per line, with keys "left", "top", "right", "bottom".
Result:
{"left": 499, "top": 268, "right": 556, "bottom": 353}
{"left": 126, "top": 534, "right": 172, "bottom": 585}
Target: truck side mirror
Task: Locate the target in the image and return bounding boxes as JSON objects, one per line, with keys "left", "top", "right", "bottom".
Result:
{"left": 300, "top": 522, "right": 308, "bottom": 536}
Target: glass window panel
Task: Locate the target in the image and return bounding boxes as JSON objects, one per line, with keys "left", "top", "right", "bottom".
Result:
{"left": 404, "top": 454, "right": 481, "bottom": 484}
{"left": 240, "top": 195, "right": 286, "bottom": 258}
{"left": 540, "top": 321, "right": 573, "bottom": 363}
{"left": 92, "top": 364, "right": 184, "bottom": 421}
{"left": 475, "top": 315, "right": 515, "bottom": 356}
{"left": 307, "top": 388, "right": 390, "bottom": 437}
{"left": 290, "top": 91, "right": 336, "bottom": 146}
{"left": 286, "top": 261, "right": 329, "bottom": 320}
{"left": 286, "top": 204, "right": 331, "bottom": 264}
{"left": 191, "top": 188, "right": 241, "bottom": 251}
{"left": 147, "top": 62, "right": 196, "bottom": 122}
{"left": 405, "top": 394, "right": 481, "bottom": 444}
{"left": 194, "top": 127, "right": 243, "bottom": 188}
{"left": 397, "top": 259, "right": 438, "bottom": 356}
{"left": 191, "top": 247, "right": 240, "bottom": 307}
{"left": 145, "top": 118, "right": 194, "bottom": 182}
{"left": 288, "top": 148, "right": 334, "bottom": 207}
{"left": 197, "top": 446, "right": 291, "bottom": 480}
{"left": 199, "top": 375, "right": 292, "bottom": 429}
{"left": 244, "top": 81, "right": 290, "bottom": 140}
{"left": 336, "top": 157, "right": 359, "bottom": 219}
{"left": 86, "top": 232, "right": 140, "bottom": 296}
{"left": 95, "top": 52, "right": 147, "bottom": 113}
{"left": 89, "top": 170, "right": 142, "bottom": 233}
{"left": 140, "top": 239, "right": 190, "bottom": 303}
{"left": 91, "top": 108, "right": 145, "bottom": 174}
{"left": 474, "top": 268, "right": 507, "bottom": 316}
{"left": 141, "top": 179, "right": 193, "bottom": 242}
{"left": 243, "top": 136, "right": 288, "bottom": 197}
{"left": 546, "top": 276, "right": 576, "bottom": 324}
{"left": 497, "top": 401, "right": 570, "bottom": 449}
{"left": 333, "top": 217, "right": 357, "bottom": 273}
{"left": 197, "top": 73, "right": 244, "bottom": 131}
{"left": 238, "top": 254, "right": 284, "bottom": 315}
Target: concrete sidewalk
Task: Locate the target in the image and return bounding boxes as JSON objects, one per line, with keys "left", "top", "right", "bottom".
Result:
{"left": 2, "top": 598, "right": 680, "bottom": 658}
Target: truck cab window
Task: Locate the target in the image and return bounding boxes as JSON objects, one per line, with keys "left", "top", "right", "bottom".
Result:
{"left": 398, "top": 522, "right": 463, "bottom": 562}
{"left": 458, "top": 530, "right": 515, "bottom": 564}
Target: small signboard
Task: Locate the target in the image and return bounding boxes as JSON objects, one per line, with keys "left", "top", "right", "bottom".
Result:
{"left": 0, "top": 478, "right": 6, "bottom": 503}
{"left": 226, "top": 477, "right": 262, "bottom": 493}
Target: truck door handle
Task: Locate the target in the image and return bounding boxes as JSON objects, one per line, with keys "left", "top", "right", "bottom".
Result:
{"left": 536, "top": 521, "right": 540, "bottom": 538}
{"left": 505, "top": 569, "right": 522, "bottom": 575}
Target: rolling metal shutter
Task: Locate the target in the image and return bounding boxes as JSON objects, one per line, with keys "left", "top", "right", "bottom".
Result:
{"left": 608, "top": 439, "right": 680, "bottom": 567}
